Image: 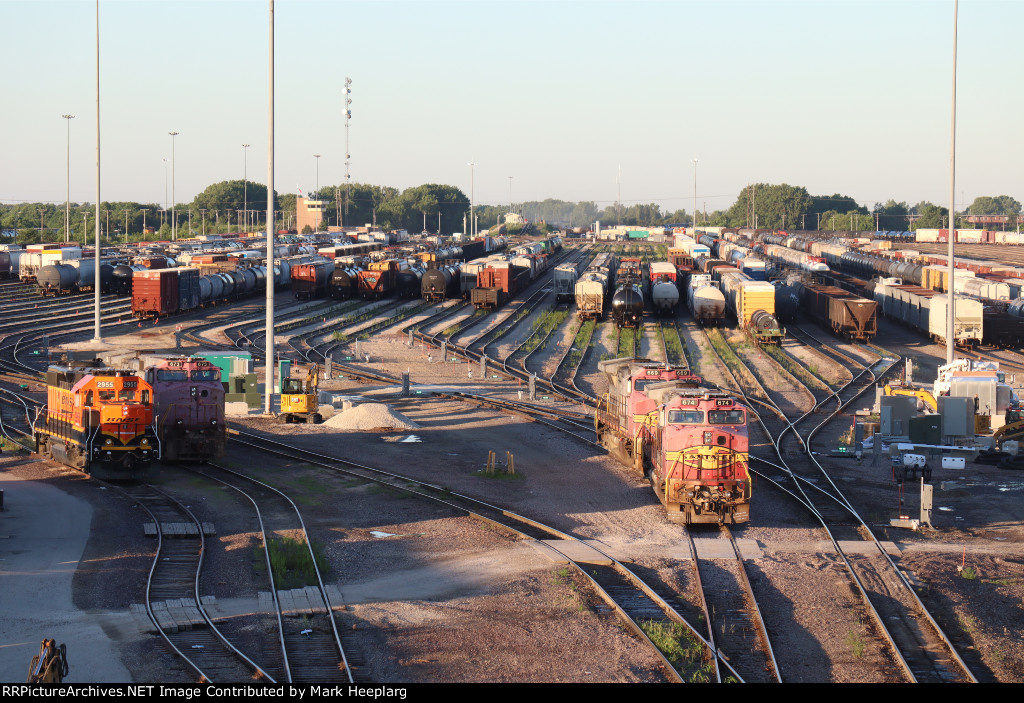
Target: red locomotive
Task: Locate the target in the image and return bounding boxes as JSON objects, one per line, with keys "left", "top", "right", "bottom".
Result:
{"left": 34, "top": 361, "right": 159, "bottom": 479}
{"left": 596, "top": 358, "right": 751, "bottom": 524}
{"left": 144, "top": 356, "right": 226, "bottom": 461}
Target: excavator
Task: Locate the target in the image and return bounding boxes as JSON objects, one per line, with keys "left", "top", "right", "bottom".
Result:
{"left": 883, "top": 383, "right": 938, "bottom": 412}
{"left": 279, "top": 363, "right": 323, "bottom": 424}
{"left": 993, "top": 406, "right": 1024, "bottom": 449}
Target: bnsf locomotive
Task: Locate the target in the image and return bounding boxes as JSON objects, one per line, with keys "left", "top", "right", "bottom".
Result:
{"left": 34, "top": 361, "right": 159, "bottom": 479}
{"left": 596, "top": 358, "right": 751, "bottom": 524}
{"left": 145, "top": 356, "right": 226, "bottom": 461}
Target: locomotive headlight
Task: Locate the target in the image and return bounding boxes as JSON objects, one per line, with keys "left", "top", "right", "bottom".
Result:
{"left": 141, "top": 439, "right": 149, "bottom": 445}
{"left": 105, "top": 439, "right": 113, "bottom": 445}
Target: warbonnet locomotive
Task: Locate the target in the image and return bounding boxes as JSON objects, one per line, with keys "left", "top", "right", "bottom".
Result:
{"left": 596, "top": 358, "right": 751, "bottom": 524}
{"left": 34, "top": 361, "right": 160, "bottom": 479}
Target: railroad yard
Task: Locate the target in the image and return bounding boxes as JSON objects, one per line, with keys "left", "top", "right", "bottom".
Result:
{"left": 2, "top": 232, "right": 1024, "bottom": 685}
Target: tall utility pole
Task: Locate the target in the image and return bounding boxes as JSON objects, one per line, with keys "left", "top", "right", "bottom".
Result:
{"left": 63, "top": 114, "right": 75, "bottom": 242}
{"left": 264, "top": 0, "right": 275, "bottom": 415}
{"left": 946, "top": 0, "right": 959, "bottom": 365}
{"left": 163, "top": 158, "right": 169, "bottom": 228}
{"left": 242, "top": 143, "right": 249, "bottom": 232}
{"left": 169, "top": 131, "right": 179, "bottom": 240}
{"left": 92, "top": 0, "right": 101, "bottom": 343}
{"left": 691, "top": 158, "right": 699, "bottom": 229}
{"left": 343, "top": 77, "right": 352, "bottom": 223}
{"left": 467, "top": 161, "right": 476, "bottom": 237}
{"left": 508, "top": 176, "right": 513, "bottom": 215}
{"left": 313, "top": 154, "right": 321, "bottom": 200}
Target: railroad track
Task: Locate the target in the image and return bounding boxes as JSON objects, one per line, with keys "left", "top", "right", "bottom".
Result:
{"left": 227, "top": 425, "right": 750, "bottom": 683}
{"left": 706, "top": 318, "right": 979, "bottom": 683}
{"left": 114, "top": 481, "right": 274, "bottom": 683}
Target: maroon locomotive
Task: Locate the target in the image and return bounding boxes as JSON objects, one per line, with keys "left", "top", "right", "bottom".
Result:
{"left": 144, "top": 356, "right": 226, "bottom": 461}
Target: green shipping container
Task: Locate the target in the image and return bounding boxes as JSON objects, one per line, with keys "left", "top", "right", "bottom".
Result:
{"left": 627, "top": 230, "right": 649, "bottom": 239}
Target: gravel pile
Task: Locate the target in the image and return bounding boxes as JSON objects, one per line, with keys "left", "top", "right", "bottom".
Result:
{"left": 321, "top": 402, "right": 420, "bottom": 430}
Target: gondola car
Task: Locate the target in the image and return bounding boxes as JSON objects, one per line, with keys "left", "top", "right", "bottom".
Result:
{"left": 33, "top": 360, "right": 159, "bottom": 479}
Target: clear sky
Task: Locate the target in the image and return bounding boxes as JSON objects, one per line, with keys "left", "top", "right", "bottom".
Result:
{"left": 2, "top": 0, "right": 1021, "bottom": 214}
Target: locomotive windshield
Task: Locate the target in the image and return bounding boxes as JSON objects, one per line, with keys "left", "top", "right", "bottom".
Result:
{"left": 157, "top": 370, "right": 188, "bottom": 381}
{"left": 708, "top": 409, "right": 745, "bottom": 425}
{"left": 667, "top": 410, "right": 705, "bottom": 424}
{"left": 190, "top": 369, "right": 220, "bottom": 382}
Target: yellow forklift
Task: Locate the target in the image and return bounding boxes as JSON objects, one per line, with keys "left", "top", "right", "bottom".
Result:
{"left": 279, "top": 363, "right": 323, "bottom": 424}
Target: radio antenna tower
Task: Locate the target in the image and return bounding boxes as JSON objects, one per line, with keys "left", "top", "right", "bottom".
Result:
{"left": 343, "top": 78, "right": 352, "bottom": 222}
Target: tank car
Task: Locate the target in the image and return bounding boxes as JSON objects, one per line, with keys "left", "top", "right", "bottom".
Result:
{"left": 611, "top": 281, "right": 645, "bottom": 327}
{"left": 421, "top": 264, "right": 460, "bottom": 302}
{"left": 596, "top": 358, "right": 750, "bottom": 524}
{"left": 33, "top": 361, "right": 159, "bottom": 479}
{"left": 144, "top": 356, "right": 226, "bottom": 461}
{"left": 396, "top": 261, "right": 426, "bottom": 298}
{"left": 329, "top": 264, "right": 363, "bottom": 300}
{"left": 687, "top": 274, "right": 726, "bottom": 326}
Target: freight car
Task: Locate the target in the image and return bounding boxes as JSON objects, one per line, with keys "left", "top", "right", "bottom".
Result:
{"left": 421, "top": 263, "right": 461, "bottom": 302}
{"left": 596, "top": 358, "right": 750, "bottom": 524}
{"left": 612, "top": 258, "right": 646, "bottom": 328}
{"left": 649, "top": 261, "right": 679, "bottom": 315}
{"left": 396, "top": 261, "right": 426, "bottom": 298}
{"left": 687, "top": 274, "right": 726, "bottom": 326}
{"left": 144, "top": 356, "right": 226, "bottom": 462}
{"left": 552, "top": 263, "right": 579, "bottom": 302}
{"left": 33, "top": 360, "right": 159, "bottom": 478}
{"left": 574, "top": 252, "right": 617, "bottom": 320}
{"left": 131, "top": 264, "right": 267, "bottom": 318}
{"left": 328, "top": 262, "right": 363, "bottom": 300}
{"left": 290, "top": 260, "right": 334, "bottom": 300}
{"left": 873, "top": 280, "right": 983, "bottom": 347}
{"left": 718, "top": 269, "right": 784, "bottom": 344}
{"left": 358, "top": 259, "right": 400, "bottom": 299}
{"left": 471, "top": 263, "right": 531, "bottom": 309}
{"left": 797, "top": 282, "right": 877, "bottom": 342}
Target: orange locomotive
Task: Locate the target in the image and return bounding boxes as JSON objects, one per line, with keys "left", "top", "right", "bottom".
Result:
{"left": 596, "top": 358, "right": 751, "bottom": 524}
{"left": 34, "top": 361, "right": 160, "bottom": 479}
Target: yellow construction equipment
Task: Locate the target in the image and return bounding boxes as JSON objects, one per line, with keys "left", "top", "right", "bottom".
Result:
{"left": 280, "top": 363, "right": 322, "bottom": 424}
{"left": 883, "top": 383, "right": 938, "bottom": 413}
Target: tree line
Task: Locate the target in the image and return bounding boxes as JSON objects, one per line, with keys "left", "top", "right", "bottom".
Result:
{"left": 2, "top": 179, "right": 1019, "bottom": 245}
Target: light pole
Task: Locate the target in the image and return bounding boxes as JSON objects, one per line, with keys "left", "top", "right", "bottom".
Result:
{"left": 242, "top": 143, "right": 250, "bottom": 231}
{"left": 313, "top": 154, "right": 321, "bottom": 200}
{"left": 169, "top": 131, "right": 179, "bottom": 240}
{"left": 63, "top": 114, "right": 75, "bottom": 242}
{"left": 691, "top": 158, "right": 699, "bottom": 229}
{"left": 508, "top": 176, "right": 513, "bottom": 215}
{"left": 467, "top": 161, "right": 476, "bottom": 237}
{"left": 163, "top": 158, "right": 169, "bottom": 229}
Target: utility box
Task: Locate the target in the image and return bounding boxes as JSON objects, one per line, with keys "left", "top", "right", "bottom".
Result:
{"left": 881, "top": 396, "right": 915, "bottom": 436}
{"left": 909, "top": 415, "right": 941, "bottom": 445}
{"left": 276, "top": 359, "right": 292, "bottom": 393}
{"left": 938, "top": 396, "right": 972, "bottom": 439}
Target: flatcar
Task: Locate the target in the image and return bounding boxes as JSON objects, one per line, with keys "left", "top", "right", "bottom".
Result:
{"left": 596, "top": 358, "right": 750, "bottom": 524}
{"left": 33, "top": 361, "right": 159, "bottom": 478}
{"left": 144, "top": 356, "right": 226, "bottom": 462}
